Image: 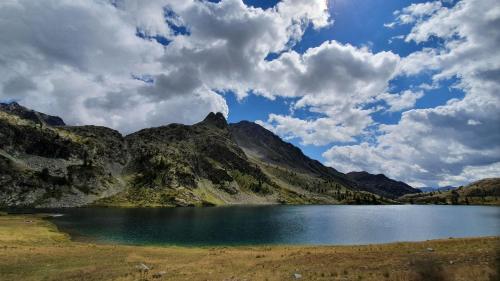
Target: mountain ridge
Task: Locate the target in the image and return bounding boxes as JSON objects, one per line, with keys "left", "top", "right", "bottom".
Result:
{"left": 400, "top": 178, "right": 500, "bottom": 205}
{"left": 0, "top": 102, "right": 420, "bottom": 207}
{"left": 346, "top": 171, "right": 420, "bottom": 199}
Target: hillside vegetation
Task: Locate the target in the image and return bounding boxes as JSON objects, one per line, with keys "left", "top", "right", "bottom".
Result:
{"left": 399, "top": 178, "right": 500, "bottom": 205}
{"left": 1, "top": 103, "right": 409, "bottom": 207}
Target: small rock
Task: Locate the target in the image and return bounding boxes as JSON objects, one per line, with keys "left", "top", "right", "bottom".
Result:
{"left": 135, "top": 263, "right": 150, "bottom": 271}
{"left": 449, "top": 261, "right": 454, "bottom": 264}
{"left": 152, "top": 271, "right": 167, "bottom": 278}
{"left": 426, "top": 247, "right": 434, "bottom": 252}
{"left": 293, "top": 273, "right": 302, "bottom": 279}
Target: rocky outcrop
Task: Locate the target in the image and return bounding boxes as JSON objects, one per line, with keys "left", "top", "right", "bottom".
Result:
{"left": 0, "top": 102, "right": 65, "bottom": 126}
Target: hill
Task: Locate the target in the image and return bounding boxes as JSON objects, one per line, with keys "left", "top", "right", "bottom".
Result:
{"left": 399, "top": 178, "right": 500, "bottom": 205}
{"left": 418, "top": 186, "right": 457, "bottom": 193}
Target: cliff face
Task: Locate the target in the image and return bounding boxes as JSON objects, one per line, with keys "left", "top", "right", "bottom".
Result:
{"left": 0, "top": 103, "right": 418, "bottom": 207}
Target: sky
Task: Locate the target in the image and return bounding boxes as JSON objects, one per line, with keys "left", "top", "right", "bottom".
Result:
{"left": 0, "top": 0, "right": 499, "bottom": 187}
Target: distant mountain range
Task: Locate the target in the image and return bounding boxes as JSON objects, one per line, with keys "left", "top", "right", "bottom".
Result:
{"left": 418, "top": 186, "right": 457, "bottom": 193}
{"left": 1, "top": 102, "right": 426, "bottom": 207}
{"left": 400, "top": 178, "right": 500, "bottom": 205}
{"left": 346, "top": 171, "right": 418, "bottom": 199}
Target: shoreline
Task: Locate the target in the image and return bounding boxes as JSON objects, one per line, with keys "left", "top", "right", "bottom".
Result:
{"left": 2, "top": 201, "right": 498, "bottom": 213}
{"left": 1, "top": 213, "right": 499, "bottom": 280}
{"left": 4, "top": 205, "right": 500, "bottom": 248}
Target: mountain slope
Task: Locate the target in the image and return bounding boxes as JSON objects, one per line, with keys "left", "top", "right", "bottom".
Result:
{"left": 229, "top": 121, "right": 370, "bottom": 201}
{"left": 230, "top": 121, "right": 348, "bottom": 181}
{"left": 0, "top": 103, "right": 406, "bottom": 207}
{"left": 400, "top": 178, "right": 500, "bottom": 205}
{"left": 0, "top": 102, "right": 65, "bottom": 126}
{"left": 114, "top": 112, "right": 285, "bottom": 206}
{"left": 229, "top": 121, "right": 421, "bottom": 199}
{"left": 0, "top": 104, "right": 126, "bottom": 207}
{"left": 418, "top": 186, "right": 457, "bottom": 193}
{"left": 109, "top": 113, "right": 386, "bottom": 206}
{"left": 346, "top": 171, "right": 421, "bottom": 199}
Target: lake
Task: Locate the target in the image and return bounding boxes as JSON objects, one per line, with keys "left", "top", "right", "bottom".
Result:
{"left": 44, "top": 205, "right": 500, "bottom": 246}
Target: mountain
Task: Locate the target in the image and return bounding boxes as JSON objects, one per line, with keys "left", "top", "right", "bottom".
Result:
{"left": 117, "top": 112, "right": 281, "bottom": 206}
{"left": 418, "top": 186, "right": 457, "bottom": 193}
{"left": 230, "top": 121, "right": 354, "bottom": 187}
{"left": 0, "top": 102, "right": 65, "bottom": 126}
{"left": 99, "top": 113, "right": 389, "bottom": 206}
{"left": 0, "top": 103, "right": 413, "bottom": 207}
{"left": 230, "top": 121, "right": 422, "bottom": 199}
{"left": 399, "top": 178, "right": 500, "bottom": 205}
{"left": 346, "top": 171, "right": 421, "bottom": 199}
{"left": 0, "top": 103, "right": 127, "bottom": 207}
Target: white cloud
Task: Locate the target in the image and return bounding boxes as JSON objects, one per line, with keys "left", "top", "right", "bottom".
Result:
{"left": 384, "top": 22, "right": 396, "bottom": 29}
{"left": 324, "top": 0, "right": 500, "bottom": 187}
{"left": 391, "top": 1, "right": 443, "bottom": 25}
{"left": 378, "top": 90, "right": 424, "bottom": 112}
{"left": 0, "top": 0, "right": 332, "bottom": 133}
{"left": 256, "top": 41, "right": 400, "bottom": 144}
{"left": 1, "top": 0, "right": 396, "bottom": 141}
{"left": 257, "top": 110, "right": 373, "bottom": 145}
{"left": 1, "top": 0, "right": 497, "bottom": 187}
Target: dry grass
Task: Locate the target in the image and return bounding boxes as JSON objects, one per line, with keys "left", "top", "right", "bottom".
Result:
{"left": 0, "top": 214, "right": 498, "bottom": 281}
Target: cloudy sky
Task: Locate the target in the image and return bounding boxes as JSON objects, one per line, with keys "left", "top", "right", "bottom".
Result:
{"left": 1, "top": 0, "right": 499, "bottom": 187}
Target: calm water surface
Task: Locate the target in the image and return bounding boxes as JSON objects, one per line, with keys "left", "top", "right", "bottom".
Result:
{"left": 44, "top": 205, "right": 500, "bottom": 246}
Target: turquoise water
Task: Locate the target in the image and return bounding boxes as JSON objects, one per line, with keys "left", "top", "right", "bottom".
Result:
{"left": 45, "top": 205, "right": 500, "bottom": 246}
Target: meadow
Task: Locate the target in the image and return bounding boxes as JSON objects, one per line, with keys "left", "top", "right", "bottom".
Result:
{"left": 0, "top": 213, "right": 498, "bottom": 281}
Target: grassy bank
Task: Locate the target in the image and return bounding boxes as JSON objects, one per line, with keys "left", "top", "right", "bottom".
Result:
{"left": 0, "top": 214, "right": 498, "bottom": 281}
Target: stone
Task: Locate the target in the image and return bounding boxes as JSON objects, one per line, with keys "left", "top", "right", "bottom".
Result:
{"left": 293, "top": 273, "right": 302, "bottom": 279}
{"left": 152, "top": 271, "right": 167, "bottom": 279}
{"left": 135, "top": 263, "right": 150, "bottom": 272}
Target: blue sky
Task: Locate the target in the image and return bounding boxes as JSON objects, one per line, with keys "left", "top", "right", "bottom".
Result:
{"left": 1, "top": 0, "right": 498, "bottom": 187}
{"left": 227, "top": 0, "right": 462, "bottom": 162}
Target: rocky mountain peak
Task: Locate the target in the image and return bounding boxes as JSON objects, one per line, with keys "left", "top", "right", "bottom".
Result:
{"left": 200, "top": 112, "right": 227, "bottom": 129}
{"left": 0, "top": 104, "right": 424, "bottom": 207}
{"left": 0, "top": 101, "right": 65, "bottom": 126}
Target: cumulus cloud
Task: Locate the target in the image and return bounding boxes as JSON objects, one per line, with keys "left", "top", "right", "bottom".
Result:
{"left": 392, "top": 1, "right": 443, "bottom": 25}
{"left": 1, "top": 0, "right": 497, "bottom": 186}
{"left": 378, "top": 90, "right": 424, "bottom": 112}
{"left": 1, "top": 0, "right": 395, "bottom": 140}
{"left": 257, "top": 110, "right": 373, "bottom": 145}
{"left": 257, "top": 41, "right": 400, "bottom": 143}
{"left": 0, "top": 0, "right": 331, "bottom": 132}
{"left": 324, "top": 0, "right": 500, "bottom": 187}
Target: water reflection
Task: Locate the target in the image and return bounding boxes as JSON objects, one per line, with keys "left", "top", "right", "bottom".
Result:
{"left": 44, "top": 205, "right": 500, "bottom": 246}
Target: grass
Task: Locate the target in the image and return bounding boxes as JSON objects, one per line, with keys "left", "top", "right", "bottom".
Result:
{"left": 0, "top": 214, "right": 68, "bottom": 244}
{"left": 0, "top": 214, "right": 499, "bottom": 281}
